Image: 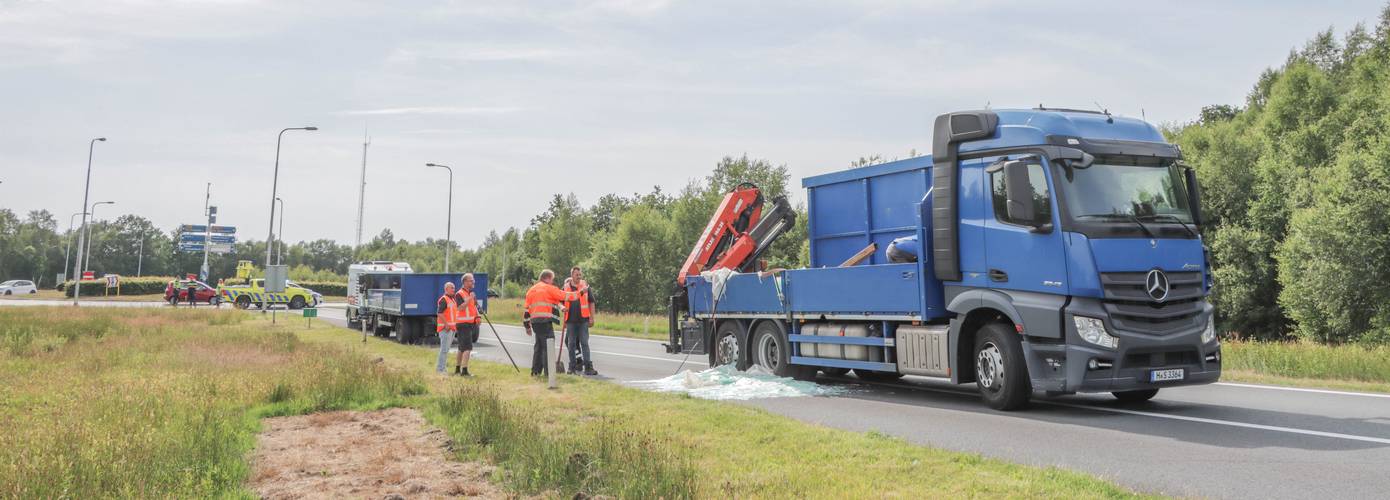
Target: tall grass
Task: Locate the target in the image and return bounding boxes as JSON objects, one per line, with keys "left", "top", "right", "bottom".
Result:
{"left": 428, "top": 384, "right": 698, "bottom": 498}
{"left": 1223, "top": 339, "right": 1390, "bottom": 383}
{"left": 0, "top": 307, "right": 425, "bottom": 498}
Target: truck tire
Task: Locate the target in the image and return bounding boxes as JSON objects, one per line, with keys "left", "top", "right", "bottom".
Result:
{"left": 1112, "top": 389, "right": 1159, "bottom": 403}
{"left": 973, "top": 322, "right": 1032, "bottom": 410}
{"left": 235, "top": 296, "right": 251, "bottom": 310}
{"left": 289, "top": 296, "right": 305, "bottom": 310}
{"left": 346, "top": 309, "right": 360, "bottom": 329}
{"left": 752, "top": 321, "right": 815, "bottom": 381}
{"left": 710, "top": 320, "right": 746, "bottom": 369}
{"left": 397, "top": 318, "right": 414, "bottom": 345}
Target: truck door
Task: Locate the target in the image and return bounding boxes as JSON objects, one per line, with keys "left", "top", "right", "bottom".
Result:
{"left": 982, "top": 155, "right": 1067, "bottom": 295}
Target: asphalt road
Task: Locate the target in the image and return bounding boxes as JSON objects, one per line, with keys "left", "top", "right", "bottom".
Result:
{"left": 14, "top": 299, "right": 1383, "bottom": 498}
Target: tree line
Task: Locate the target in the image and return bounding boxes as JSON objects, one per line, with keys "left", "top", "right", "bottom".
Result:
{"left": 1171, "top": 4, "right": 1390, "bottom": 344}
{"left": 0, "top": 155, "right": 808, "bottom": 316}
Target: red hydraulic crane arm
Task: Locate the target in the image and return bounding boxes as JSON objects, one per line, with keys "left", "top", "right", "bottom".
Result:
{"left": 677, "top": 183, "right": 763, "bottom": 286}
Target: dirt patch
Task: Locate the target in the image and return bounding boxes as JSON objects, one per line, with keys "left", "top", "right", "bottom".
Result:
{"left": 249, "top": 408, "right": 502, "bottom": 499}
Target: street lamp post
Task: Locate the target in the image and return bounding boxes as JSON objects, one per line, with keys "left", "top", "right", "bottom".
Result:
{"left": 82, "top": 201, "right": 115, "bottom": 276}
{"left": 63, "top": 211, "right": 87, "bottom": 284}
{"left": 136, "top": 230, "right": 146, "bottom": 277}
{"left": 425, "top": 163, "right": 454, "bottom": 273}
{"left": 275, "top": 197, "right": 285, "bottom": 265}
{"left": 72, "top": 137, "right": 105, "bottom": 306}
{"left": 264, "top": 127, "right": 316, "bottom": 312}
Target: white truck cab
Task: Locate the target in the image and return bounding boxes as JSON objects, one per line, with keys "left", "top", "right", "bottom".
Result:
{"left": 345, "top": 261, "right": 413, "bottom": 328}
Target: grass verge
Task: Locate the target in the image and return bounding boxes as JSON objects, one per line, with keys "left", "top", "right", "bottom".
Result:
{"left": 300, "top": 323, "right": 1150, "bottom": 499}
{"left": 1220, "top": 340, "right": 1390, "bottom": 393}
{"left": 0, "top": 307, "right": 425, "bottom": 498}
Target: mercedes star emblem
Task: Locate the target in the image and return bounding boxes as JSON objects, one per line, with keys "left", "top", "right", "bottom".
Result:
{"left": 1145, "top": 269, "right": 1170, "bottom": 302}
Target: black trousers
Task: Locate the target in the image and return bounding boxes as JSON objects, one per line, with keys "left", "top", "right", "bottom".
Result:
{"left": 530, "top": 321, "right": 554, "bottom": 376}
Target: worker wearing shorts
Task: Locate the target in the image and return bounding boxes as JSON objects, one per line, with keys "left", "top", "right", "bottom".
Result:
{"left": 453, "top": 273, "right": 480, "bottom": 377}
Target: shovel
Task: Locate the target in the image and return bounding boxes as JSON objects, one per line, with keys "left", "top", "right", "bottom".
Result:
{"left": 555, "top": 321, "right": 568, "bottom": 375}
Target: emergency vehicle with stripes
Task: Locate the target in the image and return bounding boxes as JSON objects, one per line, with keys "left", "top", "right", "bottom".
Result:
{"left": 218, "top": 278, "right": 317, "bottom": 310}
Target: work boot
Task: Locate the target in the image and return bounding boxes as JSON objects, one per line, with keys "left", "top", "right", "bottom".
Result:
{"left": 454, "top": 366, "right": 461, "bottom": 375}
{"left": 459, "top": 366, "right": 471, "bottom": 377}
{"left": 584, "top": 362, "right": 598, "bottom": 376}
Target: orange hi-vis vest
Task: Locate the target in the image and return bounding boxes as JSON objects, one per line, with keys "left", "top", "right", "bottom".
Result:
{"left": 436, "top": 294, "right": 459, "bottom": 332}
{"left": 524, "top": 281, "right": 571, "bottom": 323}
{"left": 563, "top": 282, "right": 591, "bottom": 322}
{"left": 456, "top": 290, "right": 480, "bottom": 324}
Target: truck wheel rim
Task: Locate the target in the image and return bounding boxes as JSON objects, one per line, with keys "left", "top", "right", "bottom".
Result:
{"left": 716, "top": 334, "right": 739, "bottom": 366}
{"left": 757, "top": 334, "right": 780, "bottom": 370}
{"left": 976, "top": 342, "right": 1004, "bottom": 391}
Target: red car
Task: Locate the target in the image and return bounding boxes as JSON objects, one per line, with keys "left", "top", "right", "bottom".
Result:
{"left": 165, "top": 280, "right": 219, "bottom": 305}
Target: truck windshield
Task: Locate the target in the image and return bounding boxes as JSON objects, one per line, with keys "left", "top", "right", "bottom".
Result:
{"left": 1057, "top": 156, "right": 1193, "bottom": 224}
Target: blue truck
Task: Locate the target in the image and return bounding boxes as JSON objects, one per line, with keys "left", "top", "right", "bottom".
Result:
{"left": 667, "top": 108, "right": 1219, "bottom": 410}
{"left": 358, "top": 271, "right": 489, "bottom": 345}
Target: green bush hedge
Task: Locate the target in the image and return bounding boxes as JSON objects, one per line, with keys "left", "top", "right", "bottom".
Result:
{"left": 63, "top": 277, "right": 178, "bottom": 298}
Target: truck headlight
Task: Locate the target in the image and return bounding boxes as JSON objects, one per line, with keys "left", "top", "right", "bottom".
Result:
{"left": 1201, "top": 316, "right": 1216, "bottom": 344}
{"left": 1074, "top": 316, "right": 1118, "bottom": 349}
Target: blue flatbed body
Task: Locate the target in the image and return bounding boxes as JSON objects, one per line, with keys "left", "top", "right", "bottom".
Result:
{"left": 364, "top": 273, "right": 489, "bottom": 317}
{"left": 686, "top": 155, "right": 943, "bottom": 321}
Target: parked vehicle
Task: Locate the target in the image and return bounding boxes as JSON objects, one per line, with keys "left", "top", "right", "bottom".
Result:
{"left": 286, "top": 281, "right": 324, "bottom": 307}
{"left": 667, "top": 108, "right": 1220, "bottom": 410}
{"left": 218, "top": 279, "right": 317, "bottom": 310}
{"left": 345, "top": 261, "right": 413, "bottom": 328}
{"left": 165, "top": 279, "right": 219, "bottom": 305}
{"left": 0, "top": 280, "right": 38, "bottom": 296}
{"left": 357, "top": 272, "right": 489, "bottom": 345}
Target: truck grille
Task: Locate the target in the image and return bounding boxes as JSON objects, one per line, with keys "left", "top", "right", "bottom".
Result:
{"left": 1099, "top": 271, "right": 1204, "bottom": 334}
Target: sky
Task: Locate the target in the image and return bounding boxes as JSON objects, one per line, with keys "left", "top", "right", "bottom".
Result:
{"left": 1, "top": 0, "right": 1384, "bottom": 249}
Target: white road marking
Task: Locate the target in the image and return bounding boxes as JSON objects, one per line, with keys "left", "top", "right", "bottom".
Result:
{"left": 866, "top": 380, "right": 1390, "bottom": 446}
{"left": 1214, "top": 382, "right": 1390, "bottom": 399}
{"left": 1047, "top": 401, "right": 1390, "bottom": 445}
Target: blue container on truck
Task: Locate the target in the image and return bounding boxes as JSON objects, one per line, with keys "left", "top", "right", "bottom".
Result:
{"left": 671, "top": 108, "right": 1220, "bottom": 410}
{"left": 361, "top": 272, "right": 488, "bottom": 345}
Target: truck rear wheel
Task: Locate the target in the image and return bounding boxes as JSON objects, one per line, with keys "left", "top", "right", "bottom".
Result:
{"left": 710, "top": 320, "right": 745, "bottom": 369}
{"left": 235, "top": 296, "right": 251, "bottom": 310}
{"left": 974, "top": 322, "right": 1032, "bottom": 410}
{"left": 1112, "top": 389, "right": 1159, "bottom": 403}
{"left": 752, "top": 321, "right": 814, "bottom": 381}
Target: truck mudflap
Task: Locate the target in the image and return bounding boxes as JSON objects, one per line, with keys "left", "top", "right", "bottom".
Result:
{"left": 1023, "top": 298, "right": 1221, "bottom": 394}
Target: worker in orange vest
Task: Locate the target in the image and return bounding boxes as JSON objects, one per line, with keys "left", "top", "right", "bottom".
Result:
{"left": 524, "top": 269, "right": 580, "bottom": 377}
{"left": 563, "top": 266, "right": 598, "bottom": 375}
{"left": 435, "top": 282, "right": 460, "bottom": 375}
{"left": 452, "top": 273, "right": 481, "bottom": 377}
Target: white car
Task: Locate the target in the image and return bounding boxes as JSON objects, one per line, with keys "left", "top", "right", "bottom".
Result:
{"left": 0, "top": 280, "right": 38, "bottom": 296}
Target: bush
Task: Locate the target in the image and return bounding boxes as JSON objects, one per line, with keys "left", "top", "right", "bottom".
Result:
{"left": 62, "top": 276, "right": 177, "bottom": 297}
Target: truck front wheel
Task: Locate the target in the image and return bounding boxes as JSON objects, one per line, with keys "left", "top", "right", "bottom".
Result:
{"left": 974, "top": 322, "right": 1032, "bottom": 410}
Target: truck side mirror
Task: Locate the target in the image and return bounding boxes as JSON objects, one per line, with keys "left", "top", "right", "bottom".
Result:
{"left": 1003, "top": 161, "right": 1037, "bottom": 225}
{"left": 1183, "top": 167, "right": 1203, "bottom": 227}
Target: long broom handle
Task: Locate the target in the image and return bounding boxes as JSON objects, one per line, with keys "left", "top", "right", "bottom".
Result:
{"left": 478, "top": 310, "right": 520, "bottom": 372}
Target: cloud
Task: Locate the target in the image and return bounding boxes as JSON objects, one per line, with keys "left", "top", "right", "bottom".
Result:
{"left": 335, "top": 106, "right": 523, "bottom": 116}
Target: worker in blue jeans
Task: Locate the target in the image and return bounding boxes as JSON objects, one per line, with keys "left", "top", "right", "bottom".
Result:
{"left": 563, "top": 266, "right": 598, "bottom": 375}
{"left": 435, "top": 282, "right": 459, "bottom": 375}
